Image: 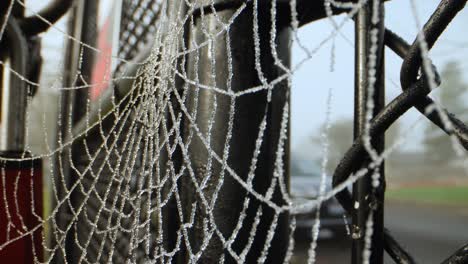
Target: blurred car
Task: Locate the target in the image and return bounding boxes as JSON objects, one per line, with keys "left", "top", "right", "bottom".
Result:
{"left": 291, "top": 175, "right": 349, "bottom": 239}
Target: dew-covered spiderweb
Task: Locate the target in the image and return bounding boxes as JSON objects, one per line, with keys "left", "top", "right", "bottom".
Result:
{"left": 0, "top": 0, "right": 467, "bottom": 263}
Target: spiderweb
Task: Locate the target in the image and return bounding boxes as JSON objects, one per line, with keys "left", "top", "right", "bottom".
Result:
{"left": 0, "top": 0, "right": 467, "bottom": 263}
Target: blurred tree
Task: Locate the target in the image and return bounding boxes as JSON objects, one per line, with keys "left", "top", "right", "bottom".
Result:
{"left": 423, "top": 61, "right": 467, "bottom": 163}
{"left": 316, "top": 119, "right": 353, "bottom": 174}
{"left": 307, "top": 118, "right": 400, "bottom": 174}
{"left": 290, "top": 151, "right": 306, "bottom": 175}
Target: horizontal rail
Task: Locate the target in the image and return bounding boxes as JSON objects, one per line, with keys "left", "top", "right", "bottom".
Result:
{"left": 20, "top": 0, "right": 74, "bottom": 36}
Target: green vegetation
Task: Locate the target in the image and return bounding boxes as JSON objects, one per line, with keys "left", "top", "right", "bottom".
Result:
{"left": 423, "top": 61, "right": 467, "bottom": 163}
{"left": 387, "top": 186, "right": 468, "bottom": 206}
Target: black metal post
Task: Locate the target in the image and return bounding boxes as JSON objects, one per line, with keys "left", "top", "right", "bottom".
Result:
{"left": 0, "top": 18, "right": 27, "bottom": 152}
{"left": 181, "top": 1, "right": 290, "bottom": 262}
{"left": 56, "top": 0, "right": 97, "bottom": 262}
{"left": 353, "top": 1, "right": 385, "bottom": 263}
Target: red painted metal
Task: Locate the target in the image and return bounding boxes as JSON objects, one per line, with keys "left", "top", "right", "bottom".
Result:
{"left": 0, "top": 158, "right": 43, "bottom": 263}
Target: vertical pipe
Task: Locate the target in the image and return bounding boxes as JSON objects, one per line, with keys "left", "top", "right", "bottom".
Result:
{"left": 56, "top": 0, "right": 97, "bottom": 262}
{"left": 54, "top": 3, "right": 81, "bottom": 260}
{"left": 352, "top": 1, "right": 385, "bottom": 263}
{"left": 0, "top": 19, "right": 27, "bottom": 152}
{"left": 0, "top": 0, "right": 14, "bottom": 39}
{"left": 182, "top": 1, "right": 290, "bottom": 262}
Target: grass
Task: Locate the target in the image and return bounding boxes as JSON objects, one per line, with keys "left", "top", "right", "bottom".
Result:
{"left": 386, "top": 186, "right": 468, "bottom": 206}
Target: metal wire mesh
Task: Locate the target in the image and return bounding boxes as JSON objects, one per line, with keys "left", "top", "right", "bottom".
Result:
{"left": 116, "top": 0, "right": 162, "bottom": 74}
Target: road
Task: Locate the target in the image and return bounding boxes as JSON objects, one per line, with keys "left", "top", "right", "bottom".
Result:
{"left": 291, "top": 201, "right": 468, "bottom": 263}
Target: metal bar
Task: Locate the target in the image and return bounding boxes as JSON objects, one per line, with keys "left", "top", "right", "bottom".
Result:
{"left": 0, "top": 18, "right": 27, "bottom": 152}
{"left": 20, "top": 0, "right": 74, "bottom": 36}
{"left": 0, "top": 0, "right": 14, "bottom": 33}
{"left": 55, "top": 0, "right": 98, "bottom": 262}
{"left": 352, "top": 1, "right": 385, "bottom": 263}
{"left": 293, "top": 0, "right": 391, "bottom": 26}
{"left": 441, "top": 243, "right": 468, "bottom": 264}
{"left": 181, "top": 1, "right": 290, "bottom": 262}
